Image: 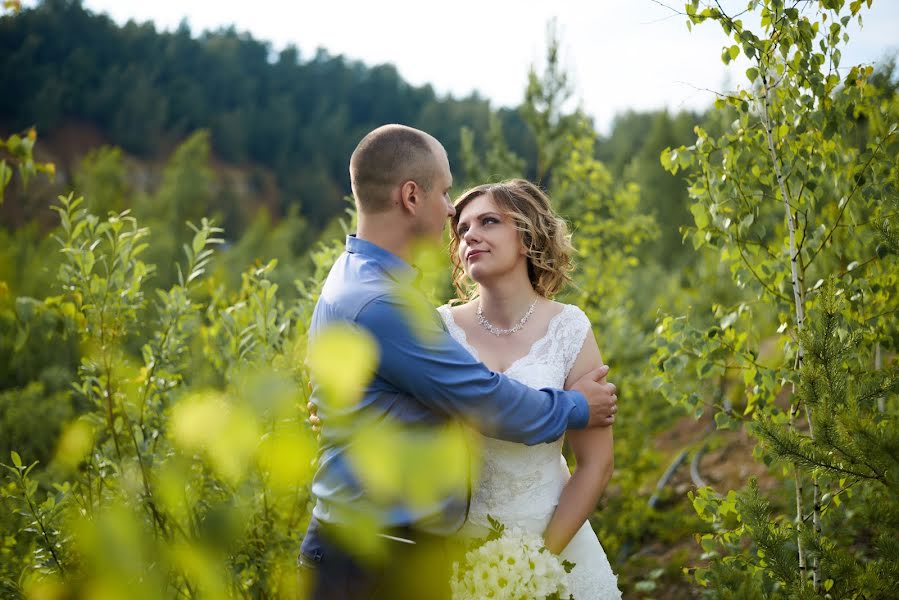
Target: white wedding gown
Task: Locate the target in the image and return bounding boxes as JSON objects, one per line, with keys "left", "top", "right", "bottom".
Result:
{"left": 438, "top": 304, "right": 622, "bottom": 599}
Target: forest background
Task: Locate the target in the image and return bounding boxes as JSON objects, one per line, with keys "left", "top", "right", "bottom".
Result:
{"left": 1, "top": 0, "right": 897, "bottom": 598}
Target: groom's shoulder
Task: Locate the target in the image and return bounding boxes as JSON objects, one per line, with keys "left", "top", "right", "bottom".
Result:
{"left": 318, "top": 252, "right": 399, "bottom": 319}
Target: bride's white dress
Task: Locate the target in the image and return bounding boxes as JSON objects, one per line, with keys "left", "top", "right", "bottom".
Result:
{"left": 438, "top": 303, "right": 622, "bottom": 599}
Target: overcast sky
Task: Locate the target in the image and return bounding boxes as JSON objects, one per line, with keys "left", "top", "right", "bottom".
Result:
{"left": 33, "top": 0, "right": 899, "bottom": 134}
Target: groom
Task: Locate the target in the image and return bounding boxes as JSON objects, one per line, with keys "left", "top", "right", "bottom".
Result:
{"left": 298, "top": 124, "right": 619, "bottom": 600}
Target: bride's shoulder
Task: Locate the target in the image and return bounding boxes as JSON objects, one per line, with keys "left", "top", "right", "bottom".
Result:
{"left": 438, "top": 300, "right": 476, "bottom": 321}
{"left": 549, "top": 301, "right": 590, "bottom": 322}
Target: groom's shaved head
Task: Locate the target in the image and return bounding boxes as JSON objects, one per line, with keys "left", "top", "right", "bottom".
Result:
{"left": 350, "top": 124, "right": 441, "bottom": 213}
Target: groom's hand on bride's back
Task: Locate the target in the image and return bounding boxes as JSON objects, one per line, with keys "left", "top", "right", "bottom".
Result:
{"left": 571, "top": 365, "right": 618, "bottom": 427}
{"left": 307, "top": 402, "right": 320, "bottom": 428}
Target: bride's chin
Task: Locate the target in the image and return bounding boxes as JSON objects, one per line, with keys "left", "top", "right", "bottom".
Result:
{"left": 466, "top": 267, "right": 489, "bottom": 284}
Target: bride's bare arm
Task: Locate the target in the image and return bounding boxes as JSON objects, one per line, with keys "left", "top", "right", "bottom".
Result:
{"left": 542, "top": 327, "right": 614, "bottom": 554}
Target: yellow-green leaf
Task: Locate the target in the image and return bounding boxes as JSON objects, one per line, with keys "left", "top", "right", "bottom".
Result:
{"left": 307, "top": 324, "right": 379, "bottom": 410}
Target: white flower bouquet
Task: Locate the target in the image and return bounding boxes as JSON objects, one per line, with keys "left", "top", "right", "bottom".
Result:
{"left": 451, "top": 518, "right": 574, "bottom": 600}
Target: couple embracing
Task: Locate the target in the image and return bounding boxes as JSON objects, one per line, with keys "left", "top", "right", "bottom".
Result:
{"left": 299, "top": 124, "right": 622, "bottom": 599}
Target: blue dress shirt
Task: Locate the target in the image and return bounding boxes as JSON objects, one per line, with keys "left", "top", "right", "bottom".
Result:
{"left": 307, "top": 235, "right": 589, "bottom": 535}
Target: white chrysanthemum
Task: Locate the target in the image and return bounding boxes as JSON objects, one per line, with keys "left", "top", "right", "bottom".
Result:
{"left": 451, "top": 526, "right": 573, "bottom": 600}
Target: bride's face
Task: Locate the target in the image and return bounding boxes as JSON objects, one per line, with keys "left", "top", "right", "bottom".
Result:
{"left": 455, "top": 193, "right": 527, "bottom": 284}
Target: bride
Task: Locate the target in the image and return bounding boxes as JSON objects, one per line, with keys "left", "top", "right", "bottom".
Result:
{"left": 439, "top": 179, "right": 622, "bottom": 599}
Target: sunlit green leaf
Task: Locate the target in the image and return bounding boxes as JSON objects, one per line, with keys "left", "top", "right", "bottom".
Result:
{"left": 306, "top": 323, "right": 379, "bottom": 410}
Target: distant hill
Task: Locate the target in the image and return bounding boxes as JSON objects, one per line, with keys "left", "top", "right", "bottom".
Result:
{"left": 0, "top": 0, "right": 536, "bottom": 225}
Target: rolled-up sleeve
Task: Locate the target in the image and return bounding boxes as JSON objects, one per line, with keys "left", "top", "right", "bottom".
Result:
{"left": 357, "top": 295, "right": 588, "bottom": 445}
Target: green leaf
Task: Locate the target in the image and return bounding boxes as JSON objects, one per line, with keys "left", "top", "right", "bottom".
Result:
{"left": 660, "top": 147, "right": 677, "bottom": 173}
{"left": 690, "top": 203, "right": 710, "bottom": 229}
{"left": 7, "top": 134, "right": 21, "bottom": 153}
{"left": 677, "top": 147, "right": 694, "bottom": 169}
{"left": 192, "top": 229, "right": 206, "bottom": 256}
{"left": 10, "top": 451, "right": 22, "bottom": 468}
{"left": 715, "top": 411, "right": 736, "bottom": 430}
{"left": 746, "top": 67, "right": 759, "bottom": 82}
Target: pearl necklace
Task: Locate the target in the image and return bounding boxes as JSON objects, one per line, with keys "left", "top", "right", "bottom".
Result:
{"left": 477, "top": 298, "right": 538, "bottom": 337}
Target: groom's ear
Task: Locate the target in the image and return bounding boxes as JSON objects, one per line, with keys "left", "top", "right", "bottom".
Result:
{"left": 398, "top": 180, "right": 419, "bottom": 214}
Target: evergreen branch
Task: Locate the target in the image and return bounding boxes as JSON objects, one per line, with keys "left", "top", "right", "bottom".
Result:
{"left": 739, "top": 479, "right": 800, "bottom": 586}
{"left": 755, "top": 419, "right": 882, "bottom": 482}
{"left": 856, "top": 375, "right": 898, "bottom": 407}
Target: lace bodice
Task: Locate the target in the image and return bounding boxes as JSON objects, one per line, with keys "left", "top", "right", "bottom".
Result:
{"left": 437, "top": 303, "right": 591, "bottom": 530}
{"left": 439, "top": 303, "right": 622, "bottom": 599}
{"left": 438, "top": 302, "right": 590, "bottom": 392}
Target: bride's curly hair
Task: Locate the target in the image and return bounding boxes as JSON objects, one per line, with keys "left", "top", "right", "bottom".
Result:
{"left": 449, "top": 179, "right": 574, "bottom": 301}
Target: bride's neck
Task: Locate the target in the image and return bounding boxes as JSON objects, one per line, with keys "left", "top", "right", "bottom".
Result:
{"left": 476, "top": 277, "right": 541, "bottom": 329}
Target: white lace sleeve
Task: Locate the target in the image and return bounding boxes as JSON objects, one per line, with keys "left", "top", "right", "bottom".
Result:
{"left": 560, "top": 305, "right": 593, "bottom": 378}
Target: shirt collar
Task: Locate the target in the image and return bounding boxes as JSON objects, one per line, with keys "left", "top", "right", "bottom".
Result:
{"left": 346, "top": 235, "right": 414, "bottom": 281}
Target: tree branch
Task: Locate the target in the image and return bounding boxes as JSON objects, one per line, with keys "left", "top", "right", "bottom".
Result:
{"left": 807, "top": 131, "right": 897, "bottom": 266}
